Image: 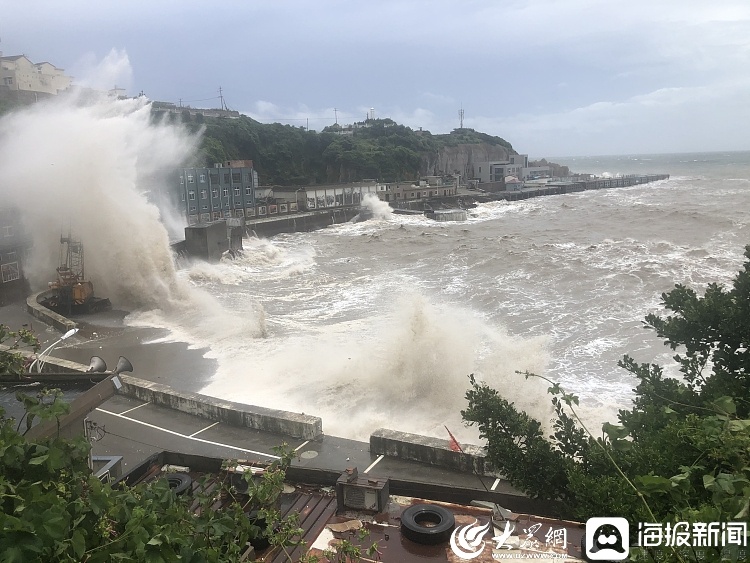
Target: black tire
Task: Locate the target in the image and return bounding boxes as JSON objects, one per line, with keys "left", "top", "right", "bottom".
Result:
{"left": 166, "top": 473, "right": 192, "bottom": 496}
{"left": 400, "top": 504, "right": 455, "bottom": 545}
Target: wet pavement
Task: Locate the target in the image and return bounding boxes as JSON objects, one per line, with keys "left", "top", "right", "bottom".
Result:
{"left": 2, "top": 297, "right": 536, "bottom": 514}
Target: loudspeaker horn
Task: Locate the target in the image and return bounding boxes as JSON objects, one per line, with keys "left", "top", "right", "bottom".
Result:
{"left": 113, "top": 356, "right": 133, "bottom": 375}
{"left": 88, "top": 356, "right": 108, "bottom": 373}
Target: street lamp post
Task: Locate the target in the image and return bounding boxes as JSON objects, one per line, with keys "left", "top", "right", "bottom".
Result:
{"left": 29, "top": 327, "right": 79, "bottom": 374}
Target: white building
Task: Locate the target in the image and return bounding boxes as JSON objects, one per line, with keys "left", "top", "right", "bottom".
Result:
{"left": 0, "top": 53, "right": 72, "bottom": 95}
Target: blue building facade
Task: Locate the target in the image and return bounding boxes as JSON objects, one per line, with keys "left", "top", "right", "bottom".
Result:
{"left": 174, "top": 160, "right": 259, "bottom": 225}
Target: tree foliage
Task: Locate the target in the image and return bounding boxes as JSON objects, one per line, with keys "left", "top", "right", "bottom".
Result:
{"left": 463, "top": 245, "right": 750, "bottom": 560}
{"left": 0, "top": 395, "right": 303, "bottom": 562}
{"left": 0, "top": 324, "right": 38, "bottom": 378}
{"left": 166, "top": 111, "right": 514, "bottom": 185}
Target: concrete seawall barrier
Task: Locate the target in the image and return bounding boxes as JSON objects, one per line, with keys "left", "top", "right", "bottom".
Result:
{"left": 7, "top": 344, "right": 321, "bottom": 440}
{"left": 246, "top": 207, "right": 361, "bottom": 238}
{"left": 117, "top": 375, "right": 322, "bottom": 440}
{"left": 26, "top": 290, "right": 77, "bottom": 333}
{"left": 370, "top": 428, "right": 490, "bottom": 475}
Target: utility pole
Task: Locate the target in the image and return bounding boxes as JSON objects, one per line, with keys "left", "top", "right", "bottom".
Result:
{"left": 334, "top": 107, "right": 338, "bottom": 125}
{"left": 219, "top": 86, "right": 226, "bottom": 110}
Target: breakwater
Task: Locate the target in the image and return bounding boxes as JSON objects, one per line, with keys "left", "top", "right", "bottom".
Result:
{"left": 488, "top": 173, "right": 669, "bottom": 202}
{"left": 245, "top": 206, "right": 361, "bottom": 238}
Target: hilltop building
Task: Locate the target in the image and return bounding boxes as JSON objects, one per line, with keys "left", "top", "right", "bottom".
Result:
{"left": 0, "top": 53, "right": 72, "bottom": 96}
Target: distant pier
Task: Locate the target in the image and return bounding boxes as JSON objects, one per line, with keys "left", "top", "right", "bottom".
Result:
{"left": 491, "top": 173, "right": 670, "bottom": 202}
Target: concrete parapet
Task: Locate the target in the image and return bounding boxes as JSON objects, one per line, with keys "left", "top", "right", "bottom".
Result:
{"left": 118, "top": 375, "right": 322, "bottom": 440}
{"left": 26, "top": 290, "right": 77, "bottom": 333}
{"left": 370, "top": 428, "right": 489, "bottom": 475}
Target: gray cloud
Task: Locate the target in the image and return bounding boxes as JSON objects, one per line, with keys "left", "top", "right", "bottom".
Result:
{"left": 3, "top": 0, "right": 749, "bottom": 155}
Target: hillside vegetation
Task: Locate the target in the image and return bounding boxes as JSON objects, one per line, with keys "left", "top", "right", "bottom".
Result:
{"left": 159, "top": 111, "right": 515, "bottom": 185}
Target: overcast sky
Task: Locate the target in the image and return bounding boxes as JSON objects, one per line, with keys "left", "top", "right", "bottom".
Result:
{"left": 3, "top": 0, "right": 750, "bottom": 157}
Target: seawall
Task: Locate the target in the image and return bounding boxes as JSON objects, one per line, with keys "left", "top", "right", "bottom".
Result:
{"left": 245, "top": 207, "right": 361, "bottom": 238}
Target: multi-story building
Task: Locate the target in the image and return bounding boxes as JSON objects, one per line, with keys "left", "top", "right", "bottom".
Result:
{"left": 172, "top": 161, "right": 259, "bottom": 225}
{"left": 474, "top": 154, "right": 550, "bottom": 183}
{"left": 0, "top": 207, "right": 32, "bottom": 305}
{"left": 0, "top": 53, "right": 72, "bottom": 95}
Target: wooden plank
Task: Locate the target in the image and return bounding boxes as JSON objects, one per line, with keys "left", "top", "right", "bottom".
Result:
{"left": 268, "top": 494, "right": 337, "bottom": 563}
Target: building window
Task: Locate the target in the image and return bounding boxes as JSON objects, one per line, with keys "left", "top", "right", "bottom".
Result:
{"left": 2, "top": 226, "right": 14, "bottom": 237}
{"left": 223, "top": 188, "right": 229, "bottom": 197}
{"left": 245, "top": 187, "right": 252, "bottom": 196}
{"left": 234, "top": 187, "right": 240, "bottom": 197}
{"left": 202, "top": 205, "right": 208, "bottom": 211}
{"left": 188, "top": 191, "right": 195, "bottom": 200}
{"left": 5, "top": 252, "right": 17, "bottom": 262}
{"left": 246, "top": 173, "right": 253, "bottom": 182}
{"left": 212, "top": 189, "right": 218, "bottom": 197}
{"left": 187, "top": 175, "right": 194, "bottom": 183}
{"left": 232, "top": 173, "right": 241, "bottom": 183}
{"left": 213, "top": 203, "right": 219, "bottom": 209}
{"left": 180, "top": 176, "right": 184, "bottom": 184}
{"left": 210, "top": 174, "right": 219, "bottom": 184}
{"left": 189, "top": 206, "right": 196, "bottom": 212}
{"left": 201, "top": 190, "right": 207, "bottom": 199}
{"left": 181, "top": 193, "right": 185, "bottom": 201}
{"left": 1, "top": 262, "right": 20, "bottom": 283}
{"left": 199, "top": 174, "right": 206, "bottom": 183}
{"left": 223, "top": 173, "right": 230, "bottom": 183}
{"left": 3, "top": 77, "right": 14, "bottom": 86}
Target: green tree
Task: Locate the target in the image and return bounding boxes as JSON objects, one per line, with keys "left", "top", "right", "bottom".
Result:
{"left": 0, "top": 324, "right": 38, "bottom": 378}
{"left": 463, "top": 245, "right": 750, "bottom": 561}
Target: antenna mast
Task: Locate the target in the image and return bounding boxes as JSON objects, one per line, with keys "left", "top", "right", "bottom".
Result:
{"left": 219, "top": 86, "right": 226, "bottom": 110}
{"left": 459, "top": 105, "right": 464, "bottom": 129}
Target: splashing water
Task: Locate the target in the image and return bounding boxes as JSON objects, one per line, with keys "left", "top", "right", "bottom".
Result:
{"left": 361, "top": 192, "right": 393, "bottom": 220}
{"left": 0, "top": 89, "right": 265, "bottom": 339}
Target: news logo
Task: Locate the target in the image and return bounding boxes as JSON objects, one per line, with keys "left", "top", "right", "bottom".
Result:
{"left": 585, "top": 518, "right": 629, "bottom": 561}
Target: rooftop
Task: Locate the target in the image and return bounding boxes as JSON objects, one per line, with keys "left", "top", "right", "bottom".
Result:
{"left": 122, "top": 451, "right": 586, "bottom": 562}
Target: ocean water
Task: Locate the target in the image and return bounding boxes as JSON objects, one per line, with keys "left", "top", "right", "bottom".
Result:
{"left": 2, "top": 97, "right": 747, "bottom": 442}
{"left": 133, "top": 151, "right": 750, "bottom": 442}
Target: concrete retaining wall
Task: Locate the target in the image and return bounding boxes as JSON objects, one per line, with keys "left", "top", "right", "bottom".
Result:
{"left": 370, "top": 428, "right": 490, "bottom": 475}
{"left": 26, "top": 289, "right": 77, "bottom": 333}
{"left": 118, "top": 375, "right": 322, "bottom": 440}
{"left": 246, "top": 207, "right": 361, "bottom": 238}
